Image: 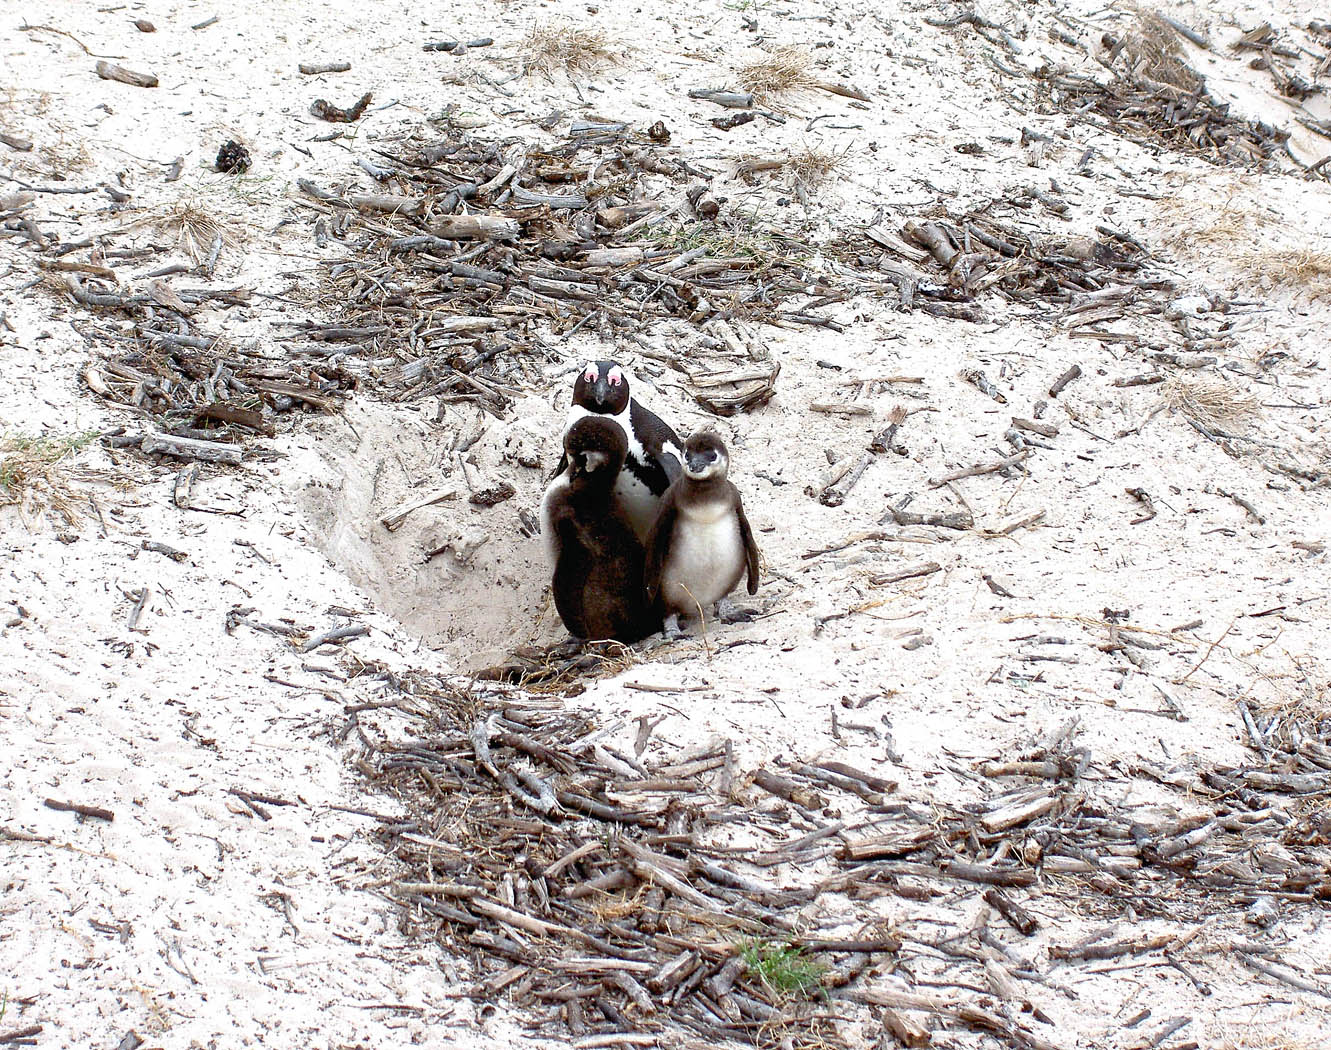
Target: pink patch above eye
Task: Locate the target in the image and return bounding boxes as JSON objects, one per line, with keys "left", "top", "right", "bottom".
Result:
{"left": 608, "top": 369, "right": 623, "bottom": 386}
{"left": 583, "top": 367, "right": 597, "bottom": 383}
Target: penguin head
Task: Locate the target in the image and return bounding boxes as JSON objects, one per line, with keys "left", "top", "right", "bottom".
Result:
{"left": 565, "top": 416, "right": 628, "bottom": 479}
{"left": 572, "top": 360, "right": 630, "bottom": 415}
{"left": 682, "top": 431, "right": 729, "bottom": 481}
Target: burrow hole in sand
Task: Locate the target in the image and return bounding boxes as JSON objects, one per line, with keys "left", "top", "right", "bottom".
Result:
{"left": 297, "top": 397, "right": 562, "bottom": 672}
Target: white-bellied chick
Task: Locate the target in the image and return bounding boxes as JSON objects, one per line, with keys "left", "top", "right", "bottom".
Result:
{"left": 646, "top": 431, "right": 759, "bottom": 637}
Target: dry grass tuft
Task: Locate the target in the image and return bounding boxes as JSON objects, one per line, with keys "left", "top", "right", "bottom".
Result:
{"left": 1156, "top": 196, "right": 1276, "bottom": 253}
{"left": 738, "top": 45, "right": 817, "bottom": 104}
{"left": 786, "top": 143, "right": 849, "bottom": 190}
{"left": 520, "top": 22, "right": 619, "bottom": 79}
{"left": 1119, "top": 10, "right": 1204, "bottom": 91}
{"left": 146, "top": 202, "right": 241, "bottom": 265}
{"left": 1247, "top": 248, "right": 1331, "bottom": 299}
{"left": 1154, "top": 197, "right": 1331, "bottom": 298}
{"left": 1211, "top": 1010, "right": 1323, "bottom": 1050}
{"left": 1164, "top": 376, "right": 1262, "bottom": 433}
{"left": 0, "top": 431, "right": 103, "bottom": 526}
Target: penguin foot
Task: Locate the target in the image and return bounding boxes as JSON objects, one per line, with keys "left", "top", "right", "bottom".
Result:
{"left": 716, "top": 598, "right": 755, "bottom": 624}
{"left": 662, "top": 613, "right": 685, "bottom": 640}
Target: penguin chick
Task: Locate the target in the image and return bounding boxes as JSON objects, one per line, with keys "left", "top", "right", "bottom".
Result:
{"left": 646, "top": 431, "right": 760, "bottom": 635}
{"left": 554, "top": 360, "right": 683, "bottom": 540}
{"left": 540, "top": 416, "right": 662, "bottom": 644}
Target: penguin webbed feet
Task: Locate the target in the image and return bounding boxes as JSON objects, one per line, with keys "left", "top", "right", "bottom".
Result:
{"left": 716, "top": 597, "right": 755, "bottom": 624}
{"left": 661, "top": 613, "right": 686, "bottom": 640}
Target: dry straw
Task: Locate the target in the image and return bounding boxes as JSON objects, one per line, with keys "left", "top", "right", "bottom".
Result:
{"left": 1163, "top": 375, "right": 1262, "bottom": 433}
{"left": 520, "top": 22, "right": 620, "bottom": 79}
{"left": 0, "top": 432, "right": 102, "bottom": 525}
{"left": 738, "top": 45, "right": 816, "bottom": 105}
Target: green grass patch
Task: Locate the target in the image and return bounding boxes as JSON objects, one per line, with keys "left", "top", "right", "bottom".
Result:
{"left": 740, "top": 940, "right": 825, "bottom": 996}
{"left": 0, "top": 431, "right": 100, "bottom": 494}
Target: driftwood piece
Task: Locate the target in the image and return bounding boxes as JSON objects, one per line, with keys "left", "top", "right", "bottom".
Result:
{"left": 348, "top": 193, "right": 423, "bottom": 216}
{"left": 880, "top": 1006, "right": 931, "bottom": 1047}
{"left": 141, "top": 433, "right": 243, "bottom": 466}
{"left": 984, "top": 888, "right": 1040, "bottom": 935}
{"left": 902, "top": 221, "right": 958, "bottom": 267}
{"left": 688, "top": 88, "right": 754, "bottom": 109}
{"left": 95, "top": 61, "right": 158, "bottom": 87}
{"left": 751, "top": 768, "right": 825, "bottom": 809}
{"left": 869, "top": 405, "right": 908, "bottom": 454}
{"left": 854, "top": 986, "right": 1061, "bottom": 1050}
{"left": 432, "top": 215, "right": 522, "bottom": 241}
{"left": 960, "top": 368, "right": 1006, "bottom": 404}
{"left": 929, "top": 449, "right": 1030, "bottom": 488}
{"left": 380, "top": 486, "right": 460, "bottom": 531}
{"left": 870, "top": 562, "right": 942, "bottom": 586}
{"left": 45, "top": 798, "right": 115, "bottom": 821}
{"left": 1011, "top": 417, "right": 1059, "bottom": 438}
{"left": 310, "top": 92, "right": 372, "bottom": 122}
{"left": 299, "top": 61, "right": 351, "bottom": 74}
{"left": 1048, "top": 364, "right": 1082, "bottom": 397}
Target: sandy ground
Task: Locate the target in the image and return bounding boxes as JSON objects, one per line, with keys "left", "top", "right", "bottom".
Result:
{"left": 2, "top": 0, "right": 1330, "bottom": 1047}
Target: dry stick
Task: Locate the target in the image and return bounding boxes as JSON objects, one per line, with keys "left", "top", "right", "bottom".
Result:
{"left": 126, "top": 587, "right": 150, "bottom": 631}
{"left": 929, "top": 449, "right": 1030, "bottom": 488}
{"left": 992, "top": 510, "right": 1046, "bottom": 536}
{"left": 95, "top": 61, "right": 158, "bottom": 87}
{"left": 1048, "top": 364, "right": 1082, "bottom": 397}
{"left": 821, "top": 451, "right": 874, "bottom": 507}
{"left": 676, "top": 583, "right": 711, "bottom": 660}
{"left": 45, "top": 798, "right": 115, "bottom": 821}
{"left": 380, "top": 486, "right": 459, "bottom": 531}
{"left": 1175, "top": 618, "right": 1235, "bottom": 683}
{"left": 299, "top": 61, "right": 351, "bottom": 74}
{"left": 870, "top": 561, "right": 942, "bottom": 587}
{"left": 1216, "top": 488, "right": 1265, "bottom": 524}
{"left": 1152, "top": 681, "right": 1188, "bottom": 722}
{"left": 0, "top": 1026, "right": 44, "bottom": 1045}
{"left": 1237, "top": 952, "right": 1331, "bottom": 999}
{"left": 1238, "top": 700, "right": 1271, "bottom": 760}
{"left": 1158, "top": 14, "right": 1211, "bottom": 49}
{"left": 1124, "top": 487, "right": 1156, "bottom": 524}
{"left": 984, "top": 888, "right": 1040, "bottom": 935}
{"left": 300, "top": 624, "right": 369, "bottom": 652}
{"left": 1011, "top": 416, "right": 1059, "bottom": 438}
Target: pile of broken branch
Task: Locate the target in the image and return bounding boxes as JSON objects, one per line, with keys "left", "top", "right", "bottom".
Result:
{"left": 293, "top": 120, "right": 899, "bottom": 417}
{"left": 349, "top": 661, "right": 1331, "bottom": 1049}
{"left": 867, "top": 195, "right": 1161, "bottom": 322}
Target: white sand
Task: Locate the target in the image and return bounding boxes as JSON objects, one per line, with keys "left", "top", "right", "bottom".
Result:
{"left": 2, "top": 0, "right": 1330, "bottom": 1046}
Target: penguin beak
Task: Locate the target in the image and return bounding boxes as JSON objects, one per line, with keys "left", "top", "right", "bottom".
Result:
{"left": 592, "top": 377, "right": 611, "bottom": 408}
{"left": 686, "top": 450, "right": 711, "bottom": 474}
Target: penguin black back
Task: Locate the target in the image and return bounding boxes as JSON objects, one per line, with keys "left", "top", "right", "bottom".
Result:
{"left": 544, "top": 416, "right": 662, "bottom": 643}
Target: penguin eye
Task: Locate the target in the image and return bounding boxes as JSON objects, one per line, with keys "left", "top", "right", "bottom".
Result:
{"left": 608, "top": 368, "right": 623, "bottom": 387}
{"left": 582, "top": 366, "right": 598, "bottom": 384}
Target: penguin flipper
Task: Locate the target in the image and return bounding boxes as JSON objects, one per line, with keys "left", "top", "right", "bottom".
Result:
{"left": 553, "top": 504, "right": 605, "bottom": 557}
{"left": 548, "top": 451, "right": 570, "bottom": 485}
{"left": 734, "top": 487, "right": 761, "bottom": 595}
{"left": 644, "top": 496, "right": 678, "bottom": 602}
